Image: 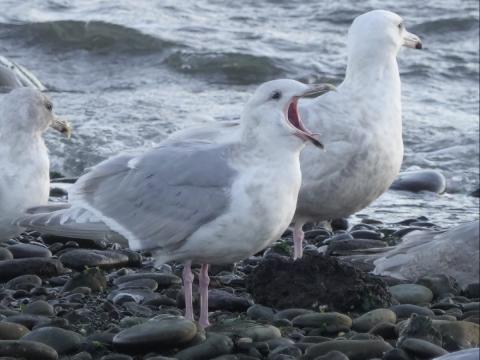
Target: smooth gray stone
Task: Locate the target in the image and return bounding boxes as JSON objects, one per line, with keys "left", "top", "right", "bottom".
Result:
{"left": 0, "top": 258, "right": 66, "bottom": 281}
{"left": 0, "top": 340, "right": 58, "bottom": 360}
{"left": 6, "top": 274, "right": 42, "bottom": 290}
{"left": 400, "top": 337, "right": 448, "bottom": 358}
{"left": 175, "top": 333, "right": 234, "bottom": 360}
{"left": 389, "top": 284, "right": 434, "bottom": 305}
{"left": 0, "top": 247, "right": 13, "bottom": 260}
{"left": 113, "top": 272, "right": 181, "bottom": 288}
{"left": 0, "top": 322, "right": 30, "bottom": 340}
{"left": 22, "top": 326, "right": 84, "bottom": 355}
{"left": 303, "top": 339, "right": 393, "bottom": 360}
{"left": 390, "top": 304, "right": 435, "bottom": 318}
{"left": 23, "top": 300, "right": 55, "bottom": 316}
{"left": 390, "top": 169, "right": 446, "bottom": 193}
{"left": 209, "top": 319, "right": 281, "bottom": 342}
{"left": 59, "top": 249, "right": 130, "bottom": 270}
{"left": 292, "top": 312, "right": 352, "bottom": 334}
{"left": 352, "top": 308, "right": 396, "bottom": 332}
{"left": 7, "top": 243, "right": 52, "bottom": 259}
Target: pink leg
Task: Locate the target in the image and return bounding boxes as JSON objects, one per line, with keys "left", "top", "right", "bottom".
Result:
{"left": 182, "top": 261, "right": 194, "bottom": 321}
{"left": 293, "top": 222, "right": 305, "bottom": 260}
{"left": 198, "top": 263, "right": 210, "bottom": 328}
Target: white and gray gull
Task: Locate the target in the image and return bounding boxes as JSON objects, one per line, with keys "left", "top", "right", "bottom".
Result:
{"left": 0, "top": 88, "right": 70, "bottom": 240}
{"left": 165, "top": 10, "right": 423, "bottom": 259}
{"left": 16, "top": 79, "right": 334, "bottom": 327}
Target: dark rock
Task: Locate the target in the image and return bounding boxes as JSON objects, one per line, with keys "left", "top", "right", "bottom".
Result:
{"left": 292, "top": 312, "right": 352, "bottom": 334}
{"left": 0, "top": 340, "right": 58, "bottom": 360}
{"left": 5, "top": 314, "right": 51, "bottom": 329}
{"left": 303, "top": 339, "right": 393, "bottom": 360}
{"left": 390, "top": 169, "right": 446, "bottom": 193}
{"left": 23, "top": 300, "right": 54, "bottom": 316}
{"left": 326, "top": 239, "right": 387, "bottom": 255}
{"left": 63, "top": 268, "right": 107, "bottom": 292}
{"left": 41, "top": 234, "right": 108, "bottom": 250}
{"left": 100, "top": 354, "right": 133, "bottom": 360}
{"left": 273, "top": 308, "right": 312, "bottom": 321}
{"left": 463, "top": 283, "right": 480, "bottom": 298}
{"left": 399, "top": 337, "right": 448, "bottom": 358}
{"left": 0, "top": 322, "right": 30, "bottom": 340}
{"left": 113, "top": 272, "right": 181, "bottom": 288}
{"left": 0, "top": 247, "right": 13, "bottom": 260}
{"left": 246, "top": 253, "right": 392, "bottom": 313}
{"left": 7, "top": 243, "right": 51, "bottom": 258}
{"left": 267, "top": 344, "right": 302, "bottom": 359}
{"left": 352, "top": 308, "right": 396, "bottom": 332}
{"left": 331, "top": 218, "right": 349, "bottom": 231}
{"left": 390, "top": 304, "right": 435, "bottom": 319}
{"left": 247, "top": 304, "right": 276, "bottom": 322}
{"left": 117, "top": 278, "right": 158, "bottom": 291}
{"left": 59, "top": 249, "right": 131, "bottom": 270}
{"left": 368, "top": 322, "right": 397, "bottom": 339}
{"left": 175, "top": 333, "right": 234, "bottom": 360}
{"left": 417, "top": 274, "right": 461, "bottom": 299}
{"left": 389, "top": 284, "right": 433, "bottom": 305}
{"left": 383, "top": 348, "right": 411, "bottom": 360}
{"left": 113, "top": 316, "right": 197, "bottom": 353}
{"left": 6, "top": 274, "right": 42, "bottom": 290}
{"left": 0, "top": 258, "right": 66, "bottom": 281}
{"left": 350, "top": 230, "right": 383, "bottom": 240}
{"left": 22, "top": 326, "right": 84, "bottom": 355}
{"left": 209, "top": 319, "right": 281, "bottom": 342}
{"left": 208, "top": 289, "right": 253, "bottom": 312}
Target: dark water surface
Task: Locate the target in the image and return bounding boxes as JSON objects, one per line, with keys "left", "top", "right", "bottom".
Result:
{"left": 1, "top": 0, "right": 478, "bottom": 226}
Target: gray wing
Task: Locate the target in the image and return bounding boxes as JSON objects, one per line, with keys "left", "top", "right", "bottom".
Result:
{"left": 69, "top": 141, "right": 237, "bottom": 251}
{"left": 0, "top": 56, "right": 46, "bottom": 91}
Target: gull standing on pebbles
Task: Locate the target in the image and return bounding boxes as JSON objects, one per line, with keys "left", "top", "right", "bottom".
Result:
{"left": 163, "top": 10, "right": 423, "bottom": 260}
{"left": 0, "top": 88, "right": 71, "bottom": 240}
{"left": 16, "top": 79, "right": 334, "bottom": 327}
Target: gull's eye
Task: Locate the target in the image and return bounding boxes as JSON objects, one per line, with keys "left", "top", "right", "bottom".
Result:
{"left": 45, "top": 102, "right": 53, "bottom": 111}
{"left": 398, "top": 22, "right": 404, "bottom": 31}
{"left": 271, "top": 91, "right": 281, "bottom": 100}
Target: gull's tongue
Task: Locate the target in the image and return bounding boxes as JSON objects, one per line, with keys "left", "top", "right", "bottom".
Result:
{"left": 288, "top": 101, "right": 324, "bottom": 149}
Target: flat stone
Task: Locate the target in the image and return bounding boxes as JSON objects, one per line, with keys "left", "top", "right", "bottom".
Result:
{"left": 208, "top": 289, "right": 253, "bottom": 311}
{"left": 0, "top": 322, "right": 30, "bottom": 340}
{"left": 0, "top": 258, "right": 66, "bottom": 282}
{"left": 389, "top": 284, "right": 434, "bottom": 305}
{"left": 7, "top": 243, "right": 51, "bottom": 259}
{"left": 292, "top": 312, "right": 352, "bottom": 334}
{"left": 6, "top": 274, "right": 42, "bottom": 290}
{"left": 209, "top": 319, "right": 281, "bottom": 342}
{"left": 303, "top": 339, "right": 393, "bottom": 360}
{"left": 390, "top": 304, "right": 435, "bottom": 318}
{"left": 175, "top": 333, "right": 233, "bottom": 360}
{"left": 117, "top": 278, "right": 158, "bottom": 291}
{"left": 5, "top": 314, "right": 51, "bottom": 329}
{"left": 113, "top": 316, "right": 197, "bottom": 353}
{"left": 273, "top": 308, "right": 312, "bottom": 321}
{"left": 23, "top": 300, "right": 55, "bottom": 316}
{"left": 400, "top": 337, "right": 448, "bottom": 358}
{"left": 417, "top": 274, "right": 461, "bottom": 298}
{"left": 0, "top": 340, "right": 58, "bottom": 360}
{"left": 326, "top": 239, "right": 387, "bottom": 255}
{"left": 390, "top": 170, "right": 446, "bottom": 193}
{"left": 246, "top": 304, "right": 276, "bottom": 322}
{"left": 352, "top": 308, "right": 396, "bottom": 332}
{"left": 113, "top": 272, "right": 181, "bottom": 288}
{"left": 59, "top": 249, "right": 131, "bottom": 270}
{"left": 22, "top": 326, "right": 84, "bottom": 355}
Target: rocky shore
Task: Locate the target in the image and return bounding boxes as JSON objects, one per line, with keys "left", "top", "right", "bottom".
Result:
{"left": 0, "top": 212, "right": 478, "bottom": 360}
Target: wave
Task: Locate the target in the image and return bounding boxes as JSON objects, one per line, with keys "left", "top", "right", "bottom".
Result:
{"left": 165, "top": 51, "right": 285, "bottom": 85}
{"left": 411, "top": 17, "right": 479, "bottom": 34}
{"left": 0, "top": 20, "right": 177, "bottom": 53}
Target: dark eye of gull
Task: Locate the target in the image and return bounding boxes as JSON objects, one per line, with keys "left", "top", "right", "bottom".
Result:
{"left": 398, "top": 22, "right": 404, "bottom": 31}
{"left": 271, "top": 91, "right": 281, "bottom": 100}
{"left": 45, "top": 102, "right": 53, "bottom": 111}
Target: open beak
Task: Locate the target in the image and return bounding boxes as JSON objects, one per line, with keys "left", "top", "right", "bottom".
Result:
{"left": 51, "top": 116, "right": 72, "bottom": 138}
{"left": 403, "top": 30, "right": 422, "bottom": 49}
{"left": 286, "top": 83, "right": 335, "bottom": 149}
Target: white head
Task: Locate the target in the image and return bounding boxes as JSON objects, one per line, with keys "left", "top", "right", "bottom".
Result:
{"left": 242, "top": 79, "right": 334, "bottom": 150}
{"left": 0, "top": 87, "right": 71, "bottom": 138}
{"left": 347, "top": 10, "right": 422, "bottom": 61}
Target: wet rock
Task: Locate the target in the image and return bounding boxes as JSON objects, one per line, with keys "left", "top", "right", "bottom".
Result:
{"left": 399, "top": 338, "right": 448, "bottom": 358}
{"left": 352, "top": 308, "right": 396, "bottom": 332}
{"left": 350, "top": 230, "right": 384, "bottom": 240}
{"left": 113, "top": 316, "right": 197, "bottom": 353}
{"left": 390, "top": 304, "right": 435, "bottom": 319}
{"left": 326, "top": 239, "right": 387, "bottom": 255}
{"left": 246, "top": 253, "right": 391, "bottom": 313}
{"left": 303, "top": 339, "right": 393, "bottom": 360}
{"left": 0, "top": 322, "right": 30, "bottom": 340}
{"left": 60, "top": 249, "right": 131, "bottom": 270}
{"left": 113, "top": 272, "right": 181, "bottom": 288}
{"left": 208, "top": 289, "right": 253, "bottom": 312}
{"left": 434, "top": 348, "right": 480, "bottom": 360}
{"left": 331, "top": 218, "right": 349, "bottom": 231}
{"left": 23, "top": 300, "right": 55, "bottom": 316}
{"left": 63, "top": 268, "right": 107, "bottom": 292}
{"left": 368, "top": 322, "right": 397, "bottom": 339}
{"left": 175, "top": 333, "right": 233, "bottom": 360}
{"left": 247, "top": 304, "right": 276, "bottom": 322}
{"left": 390, "top": 170, "right": 446, "bottom": 193}
{"left": 0, "top": 258, "right": 66, "bottom": 281}
{"left": 117, "top": 278, "right": 158, "bottom": 291}
{"left": 6, "top": 274, "right": 42, "bottom": 290}
{"left": 464, "top": 283, "right": 480, "bottom": 298}
{"left": 310, "top": 350, "right": 349, "bottom": 360}
{"left": 0, "top": 340, "right": 58, "bottom": 360}
{"left": 7, "top": 243, "right": 52, "bottom": 258}
{"left": 292, "top": 312, "right": 352, "bottom": 334}
{"left": 5, "top": 314, "right": 51, "bottom": 329}
{"left": 417, "top": 275, "right": 461, "bottom": 299}
{"left": 389, "top": 284, "right": 434, "bottom": 305}
{"left": 273, "top": 308, "right": 312, "bottom": 321}
{"left": 0, "top": 247, "right": 13, "bottom": 260}
{"left": 22, "top": 326, "right": 84, "bottom": 355}
{"left": 209, "top": 319, "right": 281, "bottom": 342}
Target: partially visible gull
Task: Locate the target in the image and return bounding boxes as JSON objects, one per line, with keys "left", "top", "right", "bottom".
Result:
{"left": 161, "top": 10, "right": 423, "bottom": 260}
{"left": 17, "top": 79, "right": 334, "bottom": 327}
{"left": 0, "top": 87, "right": 71, "bottom": 240}
{"left": 0, "top": 56, "right": 46, "bottom": 91}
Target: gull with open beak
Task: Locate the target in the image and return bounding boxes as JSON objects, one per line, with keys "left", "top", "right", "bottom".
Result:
{"left": 0, "top": 87, "right": 71, "bottom": 240}
{"left": 15, "top": 79, "right": 333, "bottom": 328}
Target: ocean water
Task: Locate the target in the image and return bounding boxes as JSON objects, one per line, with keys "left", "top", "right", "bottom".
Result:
{"left": 0, "top": 0, "right": 478, "bottom": 227}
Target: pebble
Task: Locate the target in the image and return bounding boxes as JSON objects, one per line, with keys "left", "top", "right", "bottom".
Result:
{"left": 60, "top": 249, "right": 131, "bottom": 270}
{"left": 6, "top": 274, "right": 42, "bottom": 290}
{"left": 0, "top": 247, "right": 13, "bottom": 260}
{"left": 208, "top": 289, "right": 253, "bottom": 311}
{"left": 390, "top": 169, "right": 446, "bottom": 193}
{"left": 352, "top": 308, "right": 396, "bottom": 332}
{"left": 247, "top": 304, "right": 276, "bottom": 322}
{"left": 0, "top": 340, "right": 58, "bottom": 360}
{"left": 0, "top": 258, "right": 66, "bottom": 281}
{"left": 390, "top": 304, "right": 435, "bottom": 318}
{"left": 0, "top": 322, "right": 30, "bottom": 340}
{"left": 113, "top": 272, "right": 181, "bottom": 288}
{"left": 22, "top": 326, "right": 84, "bottom": 355}
{"left": 63, "top": 268, "right": 107, "bottom": 292}
{"left": 23, "top": 300, "right": 55, "bottom": 316}
{"left": 117, "top": 278, "right": 158, "bottom": 291}
{"left": 350, "top": 230, "right": 383, "bottom": 240}
{"left": 368, "top": 322, "right": 397, "bottom": 339}
{"left": 303, "top": 339, "right": 393, "bottom": 360}
{"left": 399, "top": 337, "right": 448, "bottom": 358}
{"left": 175, "top": 333, "right": 234, "bottom": 360}
{"left": 209, "top": 319, "right": 281, "bottom": 342}
{"left": 326, "top": 239, "right": 387, "bottom": 255}
{"left": 273, "top": 308, "right": 312, "bottom": 321}
{"left": 389, "top": 284, "right": 434, "bottom": 305}
{"left": 7, "top": 243, "right": 52, "bottom": 258}
{"left": 113, "top": 316, "right": 197, "bottom": 353}
{"left": 417, "top": 274, "right": 461, "bottom": 298}
{"left": 292, "top": 312, "right": 352, "bottom": 334}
